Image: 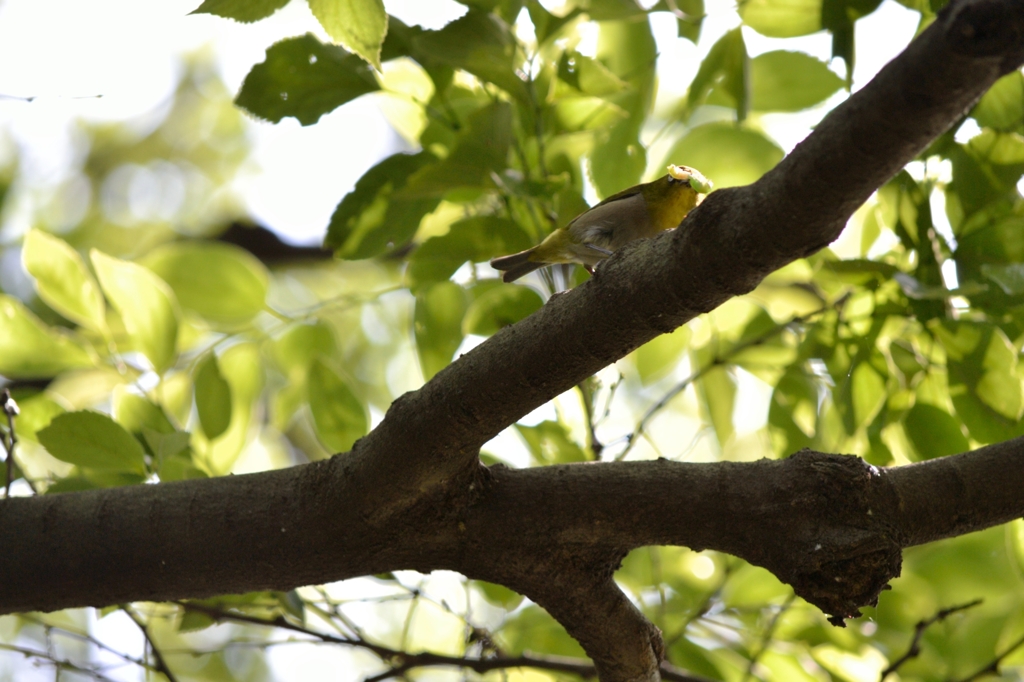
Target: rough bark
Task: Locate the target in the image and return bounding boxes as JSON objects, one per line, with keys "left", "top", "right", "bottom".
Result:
{"left": 1, "top": 0, "right": 1023, "bottom": 680}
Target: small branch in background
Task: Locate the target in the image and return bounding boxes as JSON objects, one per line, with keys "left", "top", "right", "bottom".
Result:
{"left": 217, "top": 222, "right": 332, "bottom": 265}
{"left": 742, "top": 594, "right": 796, "bottom": 682}
{"left": 577, "top": 377, "right": 604, "bottom": 459}
{"left": 879, "top": 599, "right": 983, "bottom": 681}
{"left": 949, "top": 623, "right": 1024, "bottom": 682}
{"left": 122, "top": 605, "right": 180, "bottom": 682}
{"left": 614, "top": 296, "right": 846, "bottom": 461}
{"left": 0, "top": 642, "right": 120, "bottom": 682}
{"left": 1, "top": 389, "right": 35, "bottom": 496}
{"left": 177, "top": 600, "right": 713, "bottom": 682}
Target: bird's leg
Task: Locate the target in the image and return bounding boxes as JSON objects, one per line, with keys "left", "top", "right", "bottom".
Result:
{"left": 581, "top": 244, "right": 613, "bottom": 258}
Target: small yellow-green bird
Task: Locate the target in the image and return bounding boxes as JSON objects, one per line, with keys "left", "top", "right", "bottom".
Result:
{"left": 490, "top": 164, "right": 712, "bottom": 283}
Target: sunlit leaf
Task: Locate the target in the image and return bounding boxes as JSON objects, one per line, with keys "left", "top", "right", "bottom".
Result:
{"left": 194, "top": 353, "right": 233, "bottom": 440}
{"left": 326, "top": 151, "right": 439, "bottom": 258}
{"left": 662, "top": 123, "right": 784, "bottom": 189}
{"left": 516, "top": 420, "right": 588, "bottom": 464}
{"left": 38, "top": 411, "right": 146, "bottom": 474}
{"left": 12, "top": 393, "right": 66, "bottom": 443}
{"left": 236, "top": 34, "right": 380, "bottom": 125}
{"left": 411, "top": 9, "right": 526, "bottom": 100}
{"left": 307, "top": 357, "right": 368, "bottom": 453}
{"left": 91, "top": 250, "right": 180, "bottom": 373}
{"left": 751, "top": 51, "right": 843, "bottom": 112}
{"left": 696, "top": 365, "right": 736, "bottom": 446}
{"left": 308, "top": 0, "right": 387, "bottom": 69}
{"left": 903, "top": 402, "right": 970, "bottom": 460}
{"left": 191, "top": 0, "right": 289, "bottom": 22}
{"left": 142, "top": 242, "right": 269, "bottom": 327}
{"left": 22, "top": 230, "right": 106, "bottom": 333}
{"left": 462, "top": 285, "right": 543, "bottom": 336}
{"left": 473, "top": 580, "right": 524, "bottom": 609}
{"left": 410, "top": 216, "right": 532, "bottom": 285}
{"left": 740, "top": 0, "right": 822, "bottom": 37}
{"left": 632, "top": 325, "right": 692, "bottom": 385}
{"left": 972, "top": 70, "right": 1024, "bottom": 132}
{"left": 688, "top": 28, "right": 748, "bottom": 120}
{"left": 0, "top": 295, "right": 94, "bottom": 378}
{"left": 113, "top": 388, "right": 175, "bottom": 435}
{"left": 401, "top": 102, "right": 513, "bottom": 198}
{"left": 589, "top": 14, "right": 656, "bottom": 197}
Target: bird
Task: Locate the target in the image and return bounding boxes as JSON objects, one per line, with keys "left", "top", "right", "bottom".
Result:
{"left": 490, "top": 165, "right": 712, "bottom": 283}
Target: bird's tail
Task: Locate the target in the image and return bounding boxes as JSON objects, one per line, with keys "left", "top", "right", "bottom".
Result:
{"left": 490, "top": 249, "right": 546, "bottom": 283}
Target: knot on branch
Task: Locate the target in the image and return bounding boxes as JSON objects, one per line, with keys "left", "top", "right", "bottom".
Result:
{"left": 943, "top": 0, "right": 1024, "bottom": 68}
{"left": 755, "top": 451, "right": 903, "bottom": 626}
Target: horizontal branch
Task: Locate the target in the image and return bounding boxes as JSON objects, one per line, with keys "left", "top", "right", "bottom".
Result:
{"left": 3, "top": 433, "right": 1022, "bottom": 620}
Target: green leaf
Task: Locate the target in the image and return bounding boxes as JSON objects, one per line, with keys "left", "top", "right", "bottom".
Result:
{"left": 141, "top": 242, "right": 269, "bottom": 327}
{"left": 527, "top": 1, "right": 584, "bottom": 45}
{"left": 410, "top": 216, "right": 532, "bottom": 285}
{"left": 307, "top": 0, "right": 387, "bottom": 70}
{"left": 22, "top": 230, "right": 106, "bottom": 333}
{"left": 588, "top": 17, "right": 657, "bottom": 197}
{"left": 271, "top": 322, "right": 336, "bottom": 376}
{"left": 769, "top": 366, "right": 818, "bottom": 455}
{"left": 415, "top": 282, "right": 470, "bottom": 379}
{"left": 12, "top": 393, "right": 66, "bottom": 442}
{"left": 696, "top": 365, "right": 736, "bottom": 446}
{"left": 307, "top": 358, "right": 368, "bottom": 452}
{"left": 822, "top": 0, "right": 884, "bottom": 78}
{"left": 740, "top": 0, "right": 822, "bottom": 37}
{"left": 935, "top": 321, "right": 1024, "bottom": 443}
{"left": 235, "top": 34, "right": 380, "bottom": 125}
{"left": 194, "top": 353, "right": 233, "bottom": 440}
{"left": 662, "top": 122, "right": 784, "bottom": 189}
{"left": 411, "top": 10, "right": 526, "bottom": 100}
{"left": 972, "top": 70, "right": 1024, "bottom": 132}
{"left": 113, "top": 389, "right": 175, "bottom": 435}
{"left": 91, "top": 250, "right": 180, "bottom": 373}
{"left": 981, "top": 262, "right": 1024, "bottom": 295}
{"left": 750, "top": 51, "right": 843, "bottom": 112}
{"left": 651, "top": 0, "right": 705, "bottom": 43}
{"left": 632, "top": 325, "right": 692, "bottom": 385}
{"left": 0, "top": 295, "right": 93, "bottom": 378}
{"left": 462, "top": 285, "right": 543, "bottom": 336}
{"left": 205, "top": 343, "right": 264, "bottom": 474}
{"left": 325, "top": 151, "right": 439, "bottom": 259}
{"left": 903, "top": 402, "right": 969, "bottom": 460}
{"left": 473, "top": 580, "right": 524, "bottom": 609}
{"left": 687, "top": 28, "right": 749, "bottom": 120}
{"left": 558, "top": 51, "right": 628, "bottom": 98}
{"left": 401, "top": 102, "right": 513, "bottom": 198}
{"left": 515, "top": 420, "right": 588, "bottom": 465}
{"left": 190, "top": 0, "right": 289, "bottom": 22}
{"left": 38, "top": 411, "right": 146, "bottom": 474}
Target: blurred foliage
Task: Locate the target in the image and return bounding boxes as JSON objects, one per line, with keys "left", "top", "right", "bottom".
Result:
{"left": 1, "top": 0, "right": 1023, "bottom": 680}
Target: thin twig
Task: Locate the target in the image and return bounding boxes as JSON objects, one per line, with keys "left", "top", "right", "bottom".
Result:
{"left": 614, "top": 307, "right": 818, "bottom": 461}
{"left": 948, "top": 619, "right": 1024, "bottom": 682}
{"left": 177, "top": 601, "right": 713, "bottom": 682}
{"left": 1, "top": 389, "right": 35, "bottom": 495}
{"left": 122, "top": 605, "right": 180, "bottom": 682}
{"left": 0, "top": 642, "right": 121, "bottom": 682}
{"left": 577, "top": 378, "right": 604, "bottom": 459}
{"left": 880, "top": 599, "right": 983, "bottom": 680}
{"left": 742, "top": 594, "right": 796, "bottom": 682}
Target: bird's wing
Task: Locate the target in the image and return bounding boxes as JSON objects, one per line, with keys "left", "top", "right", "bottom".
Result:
{"left": 566, "top": 191, "right": 649, "bottom": 251}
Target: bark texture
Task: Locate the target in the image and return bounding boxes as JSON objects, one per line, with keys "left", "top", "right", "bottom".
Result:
{"left": 2, "top": 1, "right": 1024, "bottom": 680}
